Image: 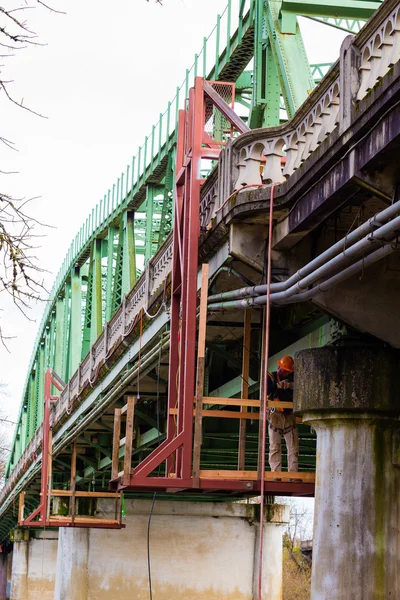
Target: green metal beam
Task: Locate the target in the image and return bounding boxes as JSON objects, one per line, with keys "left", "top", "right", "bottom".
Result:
{"left": 281, "top": 0, "right": 381, "bottom": 19}
{"left": 263, "top": 0, "right": 315, "bottom": 118}
{"left": 122, "top": 211, "right": 137, "bottom": 296}
{"left": 69, "top": 267, "right": 82, "bottom": 376}
{"left": 105, "top": 226, "right": 116, "bottom": 322}
{"left": 91, "top": 238, "right": 103, "bottom": 346}
{"left": 54, "top": 288, "right": 69, "bottom": 382}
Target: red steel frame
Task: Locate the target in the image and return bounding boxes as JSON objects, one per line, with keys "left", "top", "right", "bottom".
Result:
{"left": 20, "top": 369, "right": 124, "bottom": 529}
{"left": 114, "top": 78, "right": 314, "bottom": 497}
{"left": 122, "top": 78, "right": 246, "bottom": 490}
{"left": 20, "top": 369, "right": 64, "bottom": 527}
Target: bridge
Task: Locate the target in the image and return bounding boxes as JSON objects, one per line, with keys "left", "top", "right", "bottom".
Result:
{"left": 1, "top": 0, "right": 400, "bottom": 598}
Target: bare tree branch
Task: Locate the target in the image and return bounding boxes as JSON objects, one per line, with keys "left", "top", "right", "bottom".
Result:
{"left": 0, "top": 1, "right": 63, "bottom": 347}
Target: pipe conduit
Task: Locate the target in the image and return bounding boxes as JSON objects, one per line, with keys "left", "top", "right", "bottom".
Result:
{"left": 207, "top": 198, "right": 400, "bottom": 305}
{"left": 208, "top": 242, "right": 399, "bottom": 311}
{"left": 207, "top": 201, "right": 400, "bottom": 311}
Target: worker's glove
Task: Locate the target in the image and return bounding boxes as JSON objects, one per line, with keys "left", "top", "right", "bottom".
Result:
{"left": 279, "top": 380, "right": 293, "bottom": 390}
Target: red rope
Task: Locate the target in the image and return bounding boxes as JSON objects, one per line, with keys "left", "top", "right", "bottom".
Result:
{"left": 258, "top": 182, "right": 276, "bottom": 600}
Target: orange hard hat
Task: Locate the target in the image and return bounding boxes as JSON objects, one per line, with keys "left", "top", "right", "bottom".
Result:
{"left": 277, "top": 355, "right": 294, "bottom": 373}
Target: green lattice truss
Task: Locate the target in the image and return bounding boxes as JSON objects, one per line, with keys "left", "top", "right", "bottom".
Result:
{"left": 7, "top": 0, "right": 382, "bottom": 474}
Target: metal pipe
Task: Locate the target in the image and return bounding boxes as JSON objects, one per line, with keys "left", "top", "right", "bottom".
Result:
{"left": 261, "top": 214, "right": 400, "bottom": 302}
{"left": 268, "top": 242, "right": 399, "bottom": 306}
{"left": 207, "top": 198, "right": 400, "bottom": 304}
{"left": 208, "top": 266, "right": 255, "bottom": 289}
{"left": 208, "top": 241, "right": 399, "bottom": 311}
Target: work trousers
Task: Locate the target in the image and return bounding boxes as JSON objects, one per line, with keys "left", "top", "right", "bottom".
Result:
{"left": 268, "top": 411, "right": 299, "bottom": 472}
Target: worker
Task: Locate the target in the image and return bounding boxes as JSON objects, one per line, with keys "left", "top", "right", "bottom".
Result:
{"left": 267, "top": 355, "right": 301, "bottom": 482}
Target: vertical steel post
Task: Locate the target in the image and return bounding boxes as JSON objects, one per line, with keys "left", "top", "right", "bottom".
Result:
{"left": 105, "top": 226, "right": 116, "bottom": 321}
{"left": 91, "top": 238, "right": 103, "bottom": 345}
{"left": 122, "top": 211, "right": 136, "bottom": 295}
{"left": 215, "top": 15, "right": 221, "bottom": 78}
{"left": 145, "top": 186, "right": 155, "bottom": 264}
{"left": 69, "top": 266, "right": 82, "bottom": 374}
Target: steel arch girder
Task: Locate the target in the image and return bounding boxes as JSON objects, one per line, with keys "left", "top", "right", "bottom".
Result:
{"left": 261, "top": 0, "right": 315, "bottom": 119}
{"left": 281, "top": 0, "right": 382, "bottom": 20}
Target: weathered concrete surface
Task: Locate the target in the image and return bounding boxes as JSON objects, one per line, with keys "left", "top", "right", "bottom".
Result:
{"left": 55, "top": 499, "right": 288, "bottom": 600}
{"left": 294, "top": 346, "right": 400, "bottom": 415}
{"left": 312, "top": 253, "right": 400, "bottom": 349}
{"left": 0, "top": 551, "right": 11, "bottom": 600}
{"left": 295, "top": 347, "right": 400, "bottom": 600}
{"left": 54, "top": 527, "right": 88, "bottom": 600}
{"left": 10, "top": 530, "right": 28, "bottom": 600}
{"left": 10, "top": 529, "right": 58, "bottom": 600}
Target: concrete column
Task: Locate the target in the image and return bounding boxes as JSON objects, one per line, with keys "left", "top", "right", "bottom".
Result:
{"left": 6, "top": 552, "right": 12, "bottom": 600}
{"left": 9, "top": 529, "right": 58, "bottom": 600}
{"left": 295, "top": 346, "right": 400, "bottom": 600}
{"left": 26, "top": 530, "right": 58, "bottom": 600}
{"left": 54, "top": 499, "right": 288, "bottom": 600}
{"left": 10, "top": 529, "right": 29, "bottom": 600}
{"left": 54, "top": 528, "right": 88, "bottom": 600}
{"left": 0, "top": 552, "right": 9, "bottom": 600}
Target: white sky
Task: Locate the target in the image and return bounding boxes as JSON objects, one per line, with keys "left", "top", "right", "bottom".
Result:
{"left": 0, "top": 1, "right": 348, "bottom": 430}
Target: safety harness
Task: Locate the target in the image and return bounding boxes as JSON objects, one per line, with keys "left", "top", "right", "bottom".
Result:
{"left": 269, "top": 422, "right": 297, "bottom": 435}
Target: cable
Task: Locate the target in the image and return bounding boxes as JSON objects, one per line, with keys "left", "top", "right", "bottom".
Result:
{"left": 258, "top": 182, "right": 276, "bottom": 600}
{"left": 147, "top": 333, "right": 163, "bottom": 600}
{"left": 147, "top": 491, "right": 156, "bottom": 600}
{"left": 215, "top": 184, "right": 265, "bottom": 215}
{"left": 137, "top": 311, "right": 143, "bottom": 402}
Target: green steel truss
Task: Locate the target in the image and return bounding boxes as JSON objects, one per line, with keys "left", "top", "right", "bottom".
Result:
{"left": 6, "top": 0, "right": 383, "bottom": 474}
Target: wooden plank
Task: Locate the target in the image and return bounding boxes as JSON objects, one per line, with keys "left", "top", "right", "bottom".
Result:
{"left": 202, "top": 397, "right": 260, "bottom": 407}
{"left": 111, "top": 407, "right": 121, "bottom": 480}
{"left": 238, "top": 309, "right": 251, "bottom": 470}
{"left": 119, "top": 437, "right": 126, "bottom": 448}
{"left": 267, "top": 400, "right": 294, "bottom": 409}
{"left": 69, "top": 440, "right": 77, "bottom": 524}
{"left": 123, "top": 396, "right": 136, "bottom": 485}
{"left": 120, "top": 404, "right": 128, "bottom": 416}
{"left": 51, "top": 490, "right": 121, "bottom": 498}
{"left": 18, "top": 492, "right": 25, "bottom": 526}
{"left": 169, "top": 408, "right": 260, "bottom": 420}
{"left": 49, "top": 516, "right": 120, "bottom": 525}
{"left": 193, "top": 264, "right": 209, "bottom": 481}
{"left": 199, "top": 470, "right": 315, "bottom": 483}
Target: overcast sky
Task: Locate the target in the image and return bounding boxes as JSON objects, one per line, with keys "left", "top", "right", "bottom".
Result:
{"left": 0, "top": 1, "right": 347, "bottom": 430}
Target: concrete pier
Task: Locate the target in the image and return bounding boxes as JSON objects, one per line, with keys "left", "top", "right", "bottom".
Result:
{"left": 10, "top": 529, "right": 58, "bottom": 600}
{"left": 0, "top": 550, "right": 12, "bottom": 600}
{"left": 295, "top": 346, "right": 400, "bottom": 600}
{"left": 54, "top": 498, "right": 289, "bottom": 600}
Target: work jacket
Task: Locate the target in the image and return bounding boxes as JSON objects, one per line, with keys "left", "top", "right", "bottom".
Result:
{"left": 267, "top": 371, "right": 294, "bottom": 414}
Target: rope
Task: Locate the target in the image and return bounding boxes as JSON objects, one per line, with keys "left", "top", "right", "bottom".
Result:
{"left": 215, "top": 184, "right": 265, "bottom": 215}
{"left": 137, "top": 311, "right": 143, "bottom": 402}
{"left": 258, "top": 182, "right": 276, "bottom": 600}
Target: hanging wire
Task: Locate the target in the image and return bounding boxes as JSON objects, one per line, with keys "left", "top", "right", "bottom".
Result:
{"left": 147, "top": 333, "right": 164, "bottom": 600}
{"left": 147, "top": 492, "right": 156, "bottom": 600}
{"left": 258, "top": 183, "right": 276, "bottom": 600}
